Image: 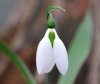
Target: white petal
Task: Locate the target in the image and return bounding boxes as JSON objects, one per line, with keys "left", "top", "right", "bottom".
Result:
{"left": 36, "top": 29, "right": 55, "bottom": 74}
{"left": 53, "top": 30, "right": 68, "bottom": 75}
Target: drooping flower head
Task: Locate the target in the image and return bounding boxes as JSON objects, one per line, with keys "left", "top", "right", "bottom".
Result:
{"left": 36, "top": 6, "right": 68, "bottom": 75}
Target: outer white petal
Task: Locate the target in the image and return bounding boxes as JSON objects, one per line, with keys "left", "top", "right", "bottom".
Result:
{"left": 53, "top": 30, "right": 68, "bottom": 75}
{"left": 36, "top": 29, "right": 55, "bottom": 74}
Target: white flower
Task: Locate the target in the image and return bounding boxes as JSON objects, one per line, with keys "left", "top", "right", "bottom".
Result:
{"left": 36, "top": 28, "right": 68, "bottom": 75}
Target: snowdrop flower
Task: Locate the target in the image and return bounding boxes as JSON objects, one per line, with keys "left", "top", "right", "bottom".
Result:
{"left": 36, "top": 6, "right": 68, "bottom": 75}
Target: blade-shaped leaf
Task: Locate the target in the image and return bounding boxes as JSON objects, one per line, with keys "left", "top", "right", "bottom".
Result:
{"left": 58, "top": 11, "right": 93, "bottom": 84}
{"left": 0, "top": 42, "right": 36, "bottom": 84}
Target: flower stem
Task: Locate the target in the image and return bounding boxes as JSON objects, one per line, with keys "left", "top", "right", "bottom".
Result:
{"left": 46, "top": 5, "right": 65, "bottom": 28}
{"left": 48, "top": 72, "right": 52, "bottom": 84}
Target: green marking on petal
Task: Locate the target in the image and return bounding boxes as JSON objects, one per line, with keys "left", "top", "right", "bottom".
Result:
{"left": 49, "top": 31, "right": 55, "bottom": 48}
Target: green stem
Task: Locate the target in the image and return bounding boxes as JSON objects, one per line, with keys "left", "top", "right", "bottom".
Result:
{"left": 46, "top": 5, "right": 65, "bottom": 28}
{"left": 48, "top": 73, "right": 52, "bottom": 84}
{"left": 46, "top": 5, "right": 65, "bottom": 20}
{"left": 0, "top": 42, "right": 35, "bottom": 84}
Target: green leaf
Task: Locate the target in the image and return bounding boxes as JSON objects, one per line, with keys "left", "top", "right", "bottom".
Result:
{"left": 0, "top": 42, "right": 36, "bottom": 84}
{"left": 58, "top": 11, "right": 93, "bottom": 84}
